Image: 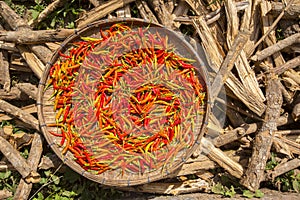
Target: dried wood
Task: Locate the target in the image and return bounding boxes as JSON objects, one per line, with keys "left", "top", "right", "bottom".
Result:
{"left": 173, "top": 155, "right": 216, "bottom": 177}
{"left": 242, "top": 0, "right": 264, "bottom": 57}
{"left": 76, "top": 0, "right": 135, "bottom": 28}
{"left": 267, "top": 158, "right": 300, "bottom": 181}
{"left": 121, "top": 178, "right": 209, "bottom": 195}
{"left": 184, "top": 0, "right": 208, "bottom": 16}
{"left": 115, "top": 4, "right": 131, "bottom": 18}
{"left": 15, "top": 83, "right": 38, "bottom": 100}
{"left": 274, "top": 136, "right": 300, "bottom": 155}
{"left": 240, "top": 75, "right": 283, "bottom": 191}
{"left": 135, "top": 0, "right": 159, "bottom": 23}
{"left": 225, "top": 0, "right": 265, "bottom": 104}
{"left": 279, "top": 81, "right": 294, "bottom": 104}
{"left": 272, "top": 56, "right": 300, "bottom": 75}
{"left": 202, "top": 138, "right": 244, "bottom": 178}
{"left": 14, "top": 133, "right": 43, "bottom": 200}
{"left": 251, "top": 33, "right": 300, "bottom": 62}
{"left": 17, "top": 45, "right": 44, "bottom": 79}
{"left": 284, "top": 69, "right": 300, "bottom": 85}
{"left": 0, "top": 42, "right": 18, "bottom": 52}
{"left": 270, "top": 1, "right": 300, "bottom": 19}
{"left": 210, "top": 30, "right": 250, "bottom": 101}
{"left": 0, "top": 134, "right": 33, "bottom": 179}
{"left": 0, "top": 2, "right": 31, "bottom": 30}
{"left": 0, "top": 29, "right": 76, "bottom": 44}
{"left": 192, "top": 17, "right": 266, "bottom": 115}
{"left": 0, "top": 104, "right": 37, "bottom": 122}
{"left": 28, "top": 0, "right": 66, "bottom": 27}
{"left": 147, "top": 0, "right": 175, "bottom": 28}
{"left": 0, "top": 50, "right": 10, "bottom": 92}
{"left": 0, "top": 87, "right": 25, "bottom": 100}
{"left": 213, "top": 123, "right": 260, "bottom": 147}
{"left": 248, "top": 0, "right": 296, "bottom": 56}
{"left": 0, "top": 2, "right": 50, "bottom": 76}
{"left": 0, "top": 99, "right": 39, "bottom": 130}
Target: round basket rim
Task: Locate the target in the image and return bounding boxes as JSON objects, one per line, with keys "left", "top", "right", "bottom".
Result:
{"left": 37, "top": 17, "right": 211, "bottom": 187}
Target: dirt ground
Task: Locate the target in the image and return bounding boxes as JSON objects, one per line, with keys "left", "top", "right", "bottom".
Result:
{"left": 119, "top": 188, "right": 300, "bottom": 200}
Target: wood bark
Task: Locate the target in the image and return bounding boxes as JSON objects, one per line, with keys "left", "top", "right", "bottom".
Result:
{"left": 135, "top": 0, "right": 159, "bottom": 23}
{"left": 240, "top": 75, "right": 283, "bottom": 191}
{"left": 14, "top": 133, "right": 43, "bottom": 200}
{"left": 0, "top": 99, "right": 39, "bottom": 130}
{"left": 0, "top": 29, "right": 76, "bottom": 44}
{"left": 76, "top": 0, "right": 135, "bottom": 28}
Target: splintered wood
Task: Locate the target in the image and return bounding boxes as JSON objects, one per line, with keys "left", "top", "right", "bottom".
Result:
{"left": 0, "top": 0, "right": 299, "bottom": 197}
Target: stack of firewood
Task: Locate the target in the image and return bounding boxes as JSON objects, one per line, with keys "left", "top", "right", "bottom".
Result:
{"left": 0, "top": 0, "right": 299, "bottom": 199}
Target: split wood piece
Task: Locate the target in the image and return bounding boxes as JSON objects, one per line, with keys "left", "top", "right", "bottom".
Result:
{"left": 0, "top": 134, "right": 35, "bottom": 180}
{"left": 210, "top": 30, "right": 250, "bottom": 101}
{"left": 28, "top": 0, "right": 66, "bottom": 27}
{"left": 192, "top": 17, "right": 266, "bottom": 115}
{"left": 225, "top": 0, "right": 265, "bottom": 103}
{"left": 282, "top": 75, "right": 300, "bottom": 92}
{"left": 252, "top": 33, "right": 300, "bottom": 62}
{"left": 14, "top": 133, "right": 43, "bottom": 200}
{"left": 135, "top": 0, "right": 159, "bottom": 23}
{"left": 0, "top": 99, "right": 39, "bottom": 131}
{"left": 284, "top": 69, "right": 300, "bottom": 85}
{"left": 0, "top": 42, "right": 18, "bottom": 52}
{"left": 0, "top": 87, "right": 25, "bottom": 100}
{"left": 279, "top": 81, "right": 294, "bottom": 104}
{"left": 272, "top": 56, "right": 300, "bottom": 75}
{"left": 277, "top": 112, "right": 295, "bottom": 126}
{"left": 17, "top": 45, "right": 44, "bottom": 79}
{"left": 248, "top": 0, "right": 296, "bottom": 56}
{"left": 147, "top": 0, "right": 176, "bottom": 28}
{"left": 224, "top": 0, "right": 239, "bottom": 45}
{"left": 240, "top": 76, "right": 283, "bottom": 191}
{"left": 0, "top": 2, "right": 31, "bottom": 30}
{"left": 267, "top": 158, "right": 300, "bottom": 181}
{"left": 176, "top": 1, "right": 249, "bottom": 26}
{"left": 0, "top": 29, "right": 76, "bottom": 44}
{"left": 270, "top": 1, "right": 300, "bottom": 19}
{"left": 242, "top": 0, "right": 264, "bottom": 57}
{"left": 115, "top": 4, "right": 131, "bottom": 18}
{"left": 0, "top": 50, "right": 10, "bottom": 91}
{"left": 76, "top": 0, "right": 135, "bottom": 28}
{"left": 226, "top": 73, "right": 266, "bottom": 116}
{"left": 275, "top": 136, "right": 300, "bottom": 155}
{"left": 213, "top": 123, "right": 260, "bottom": 148}
{"left": 15, "top": 83, "right": 38, "bottom": 100}
{"left": 175, "top": 155, "right": 216, "bottom": 176}
{"left": 120, "top": 178, "right": 209, "bottom": 195}
{"left": 0, "top": 189, "right": 12, "bottom": 200}
{"left": 202, "top": 137, "right": 244, "bottom": 178}
{"left": 0, "top": 1, "right": 52, "bottom": 64}
{"left": 10, "top": 64, "right": 32, "bottom": 73}
{"left": 218, "top": 96, "right": 263, "bottom": 122}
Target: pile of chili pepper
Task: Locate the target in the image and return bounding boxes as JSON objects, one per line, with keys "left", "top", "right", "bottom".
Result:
{"left": 46, "top": 23, "right": 206, "bottom": 176}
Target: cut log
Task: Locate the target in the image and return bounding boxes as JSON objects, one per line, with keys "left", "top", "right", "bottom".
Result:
{"left": 76, "top": 0, "right": 135, "bottom": 28}
{"left": 0, "top": 29, "right": 76, "bottom": 44}
{"left": 240, "top": 75, "right": 283, "bottom": 191}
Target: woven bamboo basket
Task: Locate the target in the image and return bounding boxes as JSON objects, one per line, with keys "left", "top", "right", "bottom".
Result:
{"left": 37, "top": 18, "right": 210, "bottom": 187}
